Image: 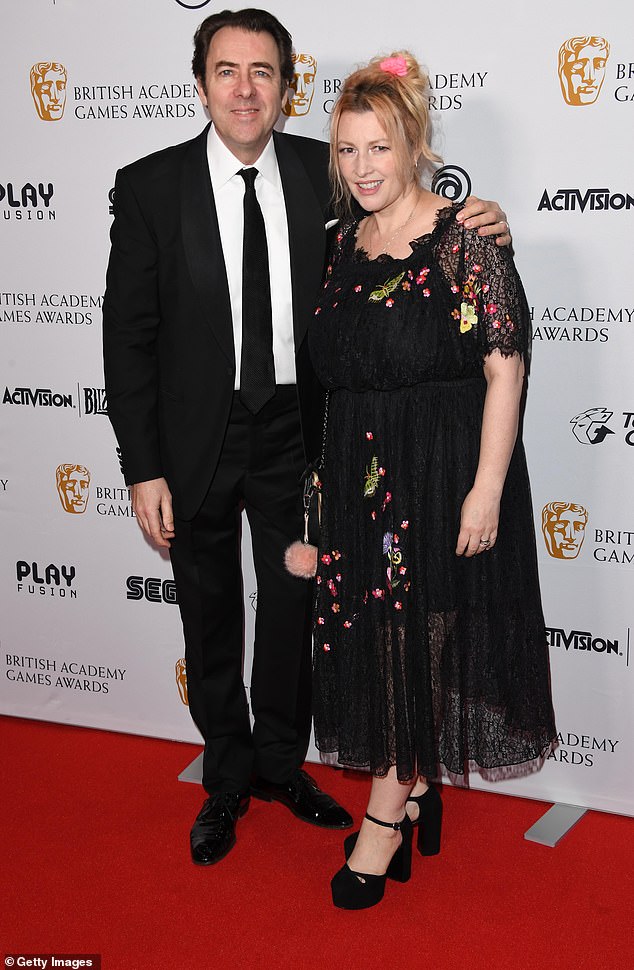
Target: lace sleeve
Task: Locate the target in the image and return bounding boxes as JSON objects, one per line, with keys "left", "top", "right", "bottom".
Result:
{"left": 436, "top": 210, "right": 531, "bottom": 360}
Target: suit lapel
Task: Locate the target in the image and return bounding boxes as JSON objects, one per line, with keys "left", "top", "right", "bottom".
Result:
{"left": 181, "top": 125, "right": 235, "bottom": 367}
{"left": 274, "top": 132, "right": 327, "bottom": 351}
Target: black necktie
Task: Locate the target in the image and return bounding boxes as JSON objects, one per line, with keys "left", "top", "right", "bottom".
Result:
{"left": 238, "top": 167, "right": 275, "bottom": 414}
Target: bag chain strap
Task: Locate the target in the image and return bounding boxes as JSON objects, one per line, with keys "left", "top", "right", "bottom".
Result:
{"left": 318, "top": 389, "right": 330, "bottom": 470}
{"left": 302, "top": 390, "right": 330, "bottom": 544}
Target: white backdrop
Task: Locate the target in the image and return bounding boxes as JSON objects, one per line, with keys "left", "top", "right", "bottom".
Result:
{"left": 1, "top": 0, "right": 632, "bottom": 817}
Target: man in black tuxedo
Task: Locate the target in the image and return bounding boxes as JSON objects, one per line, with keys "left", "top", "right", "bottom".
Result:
{"left": 104, "top": 8, "right": 351, "bottom": 865}
{"left": 103, "top": 8, "right": 509, "bottom": 865}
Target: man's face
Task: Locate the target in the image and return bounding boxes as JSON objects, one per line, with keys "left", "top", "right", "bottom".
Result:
{"left": 57, "top": 466, "right": 90, "bottom": 514}
{"left": 32, "top": 68, "right": 67, "bottom": 121}
{"left": 543, "top": 507, "right": 587, "bottom": 559}
{"left": 197, "top": 27, "right": 287, "bottom": 164}
{"left": 283, "top": 57, "right": 316, "bottom": 116}
{"left": 562, "top": 44, "right": 608, "bottom": 105}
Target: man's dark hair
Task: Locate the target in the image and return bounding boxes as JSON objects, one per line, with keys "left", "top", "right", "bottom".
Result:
{"left": 192, "top": 8, "right": 294, "bottom": 95}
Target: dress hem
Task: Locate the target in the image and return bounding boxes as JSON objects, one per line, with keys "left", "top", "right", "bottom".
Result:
{"left": 316, "top": 738, "right": 558, "bottom": 786}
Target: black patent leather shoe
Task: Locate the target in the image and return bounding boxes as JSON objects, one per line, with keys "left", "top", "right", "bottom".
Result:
{"left": 251, "top": 768, "right": 353, "bottom": 829}
{"left": 190, "top": 792, "right": 250, "bottom": 866}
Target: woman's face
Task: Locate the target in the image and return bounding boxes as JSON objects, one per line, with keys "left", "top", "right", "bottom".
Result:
{"left": 336, "top": 109, "right": 410, "bottom": 214}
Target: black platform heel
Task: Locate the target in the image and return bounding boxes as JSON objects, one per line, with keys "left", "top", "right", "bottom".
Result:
{"left": 407, "top": 785, "right": 442, "bottom": 856}
{"left": 331, "top": 812, "right": 413, "bottom": 910}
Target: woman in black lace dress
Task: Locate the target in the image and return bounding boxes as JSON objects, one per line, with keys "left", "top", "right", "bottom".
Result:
{"left": 308, "top": 52, "right": 556, "bottom": 909}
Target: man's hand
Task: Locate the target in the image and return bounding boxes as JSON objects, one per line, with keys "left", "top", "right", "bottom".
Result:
{"left": 131, "top": 477, "right": 175, "bottom": 548}
{"left": 457, "top": 196, "right": 512, "bottom": 247}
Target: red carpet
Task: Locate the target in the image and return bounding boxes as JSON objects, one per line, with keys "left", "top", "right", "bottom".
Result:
{"left": 1, "top": 716, "right": 632, "bottom": 970}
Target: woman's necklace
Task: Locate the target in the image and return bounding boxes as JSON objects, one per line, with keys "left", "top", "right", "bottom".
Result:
{"left": 373, "top": 194, "right": 421, "bottom": 255}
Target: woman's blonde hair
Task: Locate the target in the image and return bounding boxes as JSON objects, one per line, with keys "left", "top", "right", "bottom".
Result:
{"left": 329, "top": 51, "right": 441, "bottom": 216}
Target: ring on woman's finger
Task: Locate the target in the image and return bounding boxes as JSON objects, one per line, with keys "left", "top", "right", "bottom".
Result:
{"left": 479, "top": 538, "right": 491, "bottom": 546}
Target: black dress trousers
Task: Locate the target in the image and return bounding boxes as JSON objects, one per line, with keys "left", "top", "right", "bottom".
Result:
{"left": 169, "top": 386, "right": 313, "bottom": 794}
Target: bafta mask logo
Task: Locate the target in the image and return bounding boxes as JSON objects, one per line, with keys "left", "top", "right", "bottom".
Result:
{"left": 282, "top": 53, "right": 317, "bottom": 117}
{"left": 175, "top": 658, "right": 188, "bottom": 706}
{"left": 570, "top": 407, "right": 615, "bottom": 445}
{"left": 56, "top": 463, "right": 90, "bottom": 514}
{"left": 542, "top": 502, "right": 588, "bottom": 560}
{"left": 30, "top": 62, "right": 68, "bottom": 121}
{"left": 558, "top": 37, "right": 610, "bottom": 106}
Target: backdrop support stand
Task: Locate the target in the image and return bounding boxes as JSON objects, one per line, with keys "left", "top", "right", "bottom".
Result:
{"left": 524, "top": 803, "right": 587, "bottom": 847}
{"left": 178, "top": 752, "right": 203, "bottom": 785}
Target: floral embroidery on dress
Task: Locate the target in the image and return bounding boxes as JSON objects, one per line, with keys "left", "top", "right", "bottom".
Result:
{"left": 315, "top": 545, "right": 360, "bottom": 641}
{"left": 368, "top": 272, "right": 405, "bottom": 304}
{"left": 459, "top": 302, "right": 478, "bottom": 333}
{"left": 452, "top": 262, "right": 483, "bottom": 334}
{"left": 415, "top": 267, "right": 430, "bottom": 285}
{"left": 383, "top": 532, "right": 403, "bottom": 589}
{"left": 364, "top": 456, "right": 380, "bottom": 497}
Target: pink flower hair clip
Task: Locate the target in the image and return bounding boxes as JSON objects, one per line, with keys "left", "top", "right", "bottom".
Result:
{"left": 380, "top": 56, "right": 408, "bottom": 77}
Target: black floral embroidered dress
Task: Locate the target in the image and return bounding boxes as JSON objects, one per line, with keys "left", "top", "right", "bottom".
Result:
{"left": 309, "top": 205, "right": 556, "bottom": 782}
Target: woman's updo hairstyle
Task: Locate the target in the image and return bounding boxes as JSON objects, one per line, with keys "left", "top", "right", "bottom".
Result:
{"left": 329, "top": 51, "right": 441, "bottom": 216}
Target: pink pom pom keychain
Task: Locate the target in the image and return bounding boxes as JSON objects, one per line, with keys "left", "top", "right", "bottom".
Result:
{"left": 284, "top": 392, "right": 329, "bottom": 580}
{"left": 285, "top": 465, "right": 321, "bottom": 579}
{"left": 285, "top": 539, "right": 318, "bottom": 580}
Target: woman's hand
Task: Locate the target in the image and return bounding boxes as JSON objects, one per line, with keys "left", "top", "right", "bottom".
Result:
{"left": 455, "top": 353, "right": 525, "bottom": 558}
{"left": 456, "top": 487, "right": 500, "bottom": 557}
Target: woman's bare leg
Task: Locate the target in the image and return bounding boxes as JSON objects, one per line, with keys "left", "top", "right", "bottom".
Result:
{"left": 406, "top": 776, "right": 430, "bottom": 821}
{"left": 346, "top": 768, "right": 413, "bottom": 876}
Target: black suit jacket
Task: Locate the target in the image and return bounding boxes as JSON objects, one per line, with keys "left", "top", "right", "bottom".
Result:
{"left": 103, "top": 124, "right": 331, "bottom": 520}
